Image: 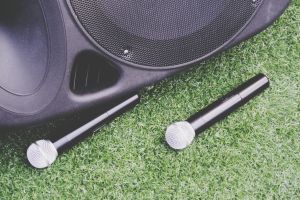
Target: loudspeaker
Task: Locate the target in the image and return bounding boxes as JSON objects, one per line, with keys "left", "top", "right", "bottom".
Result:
{"left": 0, "top": 0, "right": 289, "bottom": 129}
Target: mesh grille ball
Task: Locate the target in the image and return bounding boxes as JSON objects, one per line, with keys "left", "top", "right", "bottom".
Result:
{"left": 165, "top": 121, "right": 195, "bottom": 150}
{"left": 69, "top": 0, "right": 262, "bottom": 67}
{"left": 27, "top": 140, "right": 58, "bottom": 169}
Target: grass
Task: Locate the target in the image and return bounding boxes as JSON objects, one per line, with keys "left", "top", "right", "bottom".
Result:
{"left": 0, "top": 1, "right": 299, "bottom": 199}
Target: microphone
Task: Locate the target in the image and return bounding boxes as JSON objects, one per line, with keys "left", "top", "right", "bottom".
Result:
{"left": 27, "top": 95, "right": 140, "bottom": 169}
{"left": 165, "top": 74, "right": 270, "bottom": 150}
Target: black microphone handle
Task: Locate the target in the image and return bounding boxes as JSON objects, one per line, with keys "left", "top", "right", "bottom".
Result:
{"left": 53, "top": 95, "right": 140, "bottom": 152}
{"left": 188, "top": 74, "right": 270, "bottom": 134}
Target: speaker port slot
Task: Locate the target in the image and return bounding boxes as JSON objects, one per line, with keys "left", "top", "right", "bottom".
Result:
{"left": 71, "top": 51, "right": 120, "bottom": 94}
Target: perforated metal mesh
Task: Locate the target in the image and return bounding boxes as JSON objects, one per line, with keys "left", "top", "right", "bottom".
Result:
{"left": 69, "top": 0, "right": 262, "bottom": 67}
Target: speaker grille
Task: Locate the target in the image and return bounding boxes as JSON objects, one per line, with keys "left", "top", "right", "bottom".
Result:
{"left": 69, "top": 0, "right": 262, "bottom": 67}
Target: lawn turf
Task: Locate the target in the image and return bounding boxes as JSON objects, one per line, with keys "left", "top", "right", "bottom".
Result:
{"left": 0, "top": 1, "right": 299, "bottom": 199}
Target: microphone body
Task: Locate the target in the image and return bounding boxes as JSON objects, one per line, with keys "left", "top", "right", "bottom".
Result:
{"left": 188, "top": 73, "right": 269, "bottom": 133}
{"left": 53, "top": 95, "right": 140, "bottom": 152}
{"left": 166, "top": 74, "right": 270, "bottom": 150}
{"left": 27, "top": 95, "right": 140, "bottom": 169}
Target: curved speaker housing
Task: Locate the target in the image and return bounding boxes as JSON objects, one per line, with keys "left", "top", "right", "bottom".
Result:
{"left": 68, "top": 0, "right": 263, "bottom": 67}
{"left": 0, "top": 0, "right": 289, "bottom": 130}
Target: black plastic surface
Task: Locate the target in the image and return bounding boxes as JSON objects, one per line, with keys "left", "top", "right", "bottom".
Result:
{"left": 188, "top": 74, "right": 270, "bottom": 134}
{"left": 0, "top": 0, "right": 289, "bottom": 130}
{"left": 0, "top": 0, "right": 48, "bottom": 95}
{"left": 0, "top": 0, "right": 66, "bottom": 115}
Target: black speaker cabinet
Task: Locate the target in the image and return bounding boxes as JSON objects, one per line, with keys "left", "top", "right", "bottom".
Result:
{"left": 0, "top": 0, "right": 289, "bottom": 129}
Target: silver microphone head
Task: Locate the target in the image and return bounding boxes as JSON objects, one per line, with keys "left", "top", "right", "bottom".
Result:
{"left": 165, "top": 121, "right": 195, "bottom": 150}
{"left": 27, "top": 140, "right": 58, "bottom": 169}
